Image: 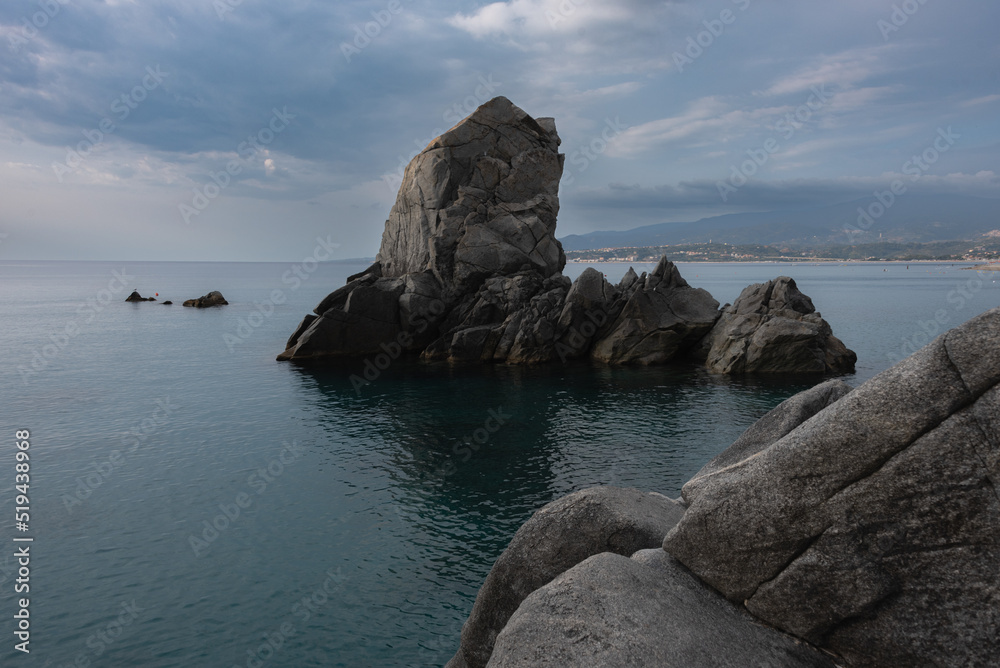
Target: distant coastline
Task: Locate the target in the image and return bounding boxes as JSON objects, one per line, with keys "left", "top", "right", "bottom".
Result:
{"left": 564, "top": 239, "right": 999, "bottom": 265}
{"left": 568, "top": 258, "right": 983, "bottom": 265}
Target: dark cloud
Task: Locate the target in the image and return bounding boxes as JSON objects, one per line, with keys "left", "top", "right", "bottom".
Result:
{"left": 1, "top": 0, "right": 998, "bottom": 259}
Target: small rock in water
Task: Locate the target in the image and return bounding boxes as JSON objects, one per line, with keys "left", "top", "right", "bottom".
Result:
{"left": 182, "top": 291, "right": 228, "bottom": 308}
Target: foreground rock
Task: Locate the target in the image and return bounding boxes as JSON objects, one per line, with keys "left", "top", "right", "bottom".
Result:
{"left": 665, "top": 306, "right": 1000, "bottom": 667}
{"left": 278, "top": 98, "right": 854, "bottom": 373}
{"left": 697, "top": 277, "right": 856, "bottom": 373}
{"left": 447, "top": 487, "right": 685, "bottom": 668}
{"left": 183, "top": 291, "right": 228, "bottom": 308}
{"left": 449, "top": 308, "right": 999, "bottom": 667}
{"left": 488, "top": 551, "right": 837, "bottom": 668}
{"left": 690, "top": 378, "right": 852, "bottom": 481}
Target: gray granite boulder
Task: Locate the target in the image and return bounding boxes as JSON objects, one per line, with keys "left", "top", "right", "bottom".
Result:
{"left": 691, "top": 378, "right": 853, "bottom": 481}
{"left": 590, "top": 256, "right": 721, "bottom": 365}
{"left": 665, "top": 306, "right": 1000, "bottom": 667}
{"left": 698, "top": 277, "right": 856, "bottom": 374}
{"left": 448, "top": 486, "right": 686, "bottom": 668}
{"left": 487, "top": 551, "right": 838, "bottom": 668}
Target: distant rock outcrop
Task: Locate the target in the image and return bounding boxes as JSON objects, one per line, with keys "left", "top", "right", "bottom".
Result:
{"left": 279, "top": 96, "right": 565, "bottom": 363}
{"left": 278, "top": 98, "right": 854, "bottom": 374}
{"left": 697, "top": 277, "right": 856, "bottom": 374}
{"left": 376, "top": 96, "right": 565, "bottom": 292}
{"left": 182, "top": 291, "right": 228, "bottom": 307}
{"left": 125, "top": 290, "right": 155, "bottom": 302}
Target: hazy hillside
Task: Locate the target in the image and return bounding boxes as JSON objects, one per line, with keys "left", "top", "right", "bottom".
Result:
{"left": 560, "top": 194, "right": 1000, "bottom": 251}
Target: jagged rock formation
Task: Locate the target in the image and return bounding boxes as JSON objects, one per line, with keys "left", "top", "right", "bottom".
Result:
{"left": 697, "top": 277, "right": 856, "bottom": 373}
{"left": 182, "top": 291, "right": 227, "bottom": 307}
{"left": 448, "top": 307, "right": 1000, "bottom": 667}
{"left": 277, "top": 98, "right": 853, "bottom": 374}
{"left": 589, "top": 257, "right": 720, "bottom": 364}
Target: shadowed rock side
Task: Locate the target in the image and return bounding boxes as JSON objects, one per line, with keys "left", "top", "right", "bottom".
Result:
{"left": 665, "top": 306, "right": 1000, "bottom": 667}
{"left": 588, "top": 257, "right": 720, "bottom": 365}
{"left": 696, "top": 277, "right": 856, "bottom": 374}
{"left": 277, "top": 97, "right": 854, "bottom": 373}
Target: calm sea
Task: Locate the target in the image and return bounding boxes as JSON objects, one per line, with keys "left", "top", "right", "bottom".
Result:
{"left": 1, "top": 259, "right": 997, "bottom": 667}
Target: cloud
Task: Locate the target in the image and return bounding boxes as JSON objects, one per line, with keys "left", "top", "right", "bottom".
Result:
{"left": 606, "top": 96, "right": 795, "bottom": 157}
{"left": 759, "top": 45, "right": 898, "bottom": 97}
{"left": 574, "top": 172, "right": 1000, "bottom": 214}
{"left": 448, "top": 0, "right": 635, "bottom": 44}
{"left": 1, "top": 0, "right": 998, "bottom": 259}
{"left": 446, "top": 0, "right": 676, "bottom": 79}
{"left": 962, "top": 94, "right": 1000, "bottom": 107}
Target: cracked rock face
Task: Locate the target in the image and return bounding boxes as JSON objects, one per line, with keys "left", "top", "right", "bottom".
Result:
{"left": 664, "top": 306, "right": 1000, "bottom": 667}
{"left": 376, "top": 95, "right": 565, "bottom": 295}
{"left": 277, "top": 97, "right": 566, "bottom": 362}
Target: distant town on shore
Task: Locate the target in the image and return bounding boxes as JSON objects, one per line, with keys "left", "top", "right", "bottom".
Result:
{"left": 566, "top": 238, "right": 1000, "bottom": 264}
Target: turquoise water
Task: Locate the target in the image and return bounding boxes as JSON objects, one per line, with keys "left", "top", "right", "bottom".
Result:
{"left": 1, "top": 260, "right": 998, "bottom": 667}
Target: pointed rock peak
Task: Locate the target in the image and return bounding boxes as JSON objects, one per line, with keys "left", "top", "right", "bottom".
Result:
{"left": 646, "top": 255, "right": 689, "bottom": 291}
{"left": 768, "top": 276, "right": 815, "bottom": 314}
{"left": 731, "top": 276, "right": 815, "bottom": 316}
{"left": 619, "top": 267, "right": 639, "bottom": 291}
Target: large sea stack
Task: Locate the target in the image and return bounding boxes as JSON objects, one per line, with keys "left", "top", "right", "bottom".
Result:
{"left": 278, "top": 97, "right": 855, "bottom": 374}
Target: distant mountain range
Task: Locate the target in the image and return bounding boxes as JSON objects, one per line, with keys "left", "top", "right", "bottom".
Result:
{"left": 559, "top": 194, "right": 1000, "bottom": 251}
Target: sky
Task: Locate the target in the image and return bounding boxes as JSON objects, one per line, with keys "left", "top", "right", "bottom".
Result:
{"left": 0, "top": 0, "right": 998, "bottom": 261}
